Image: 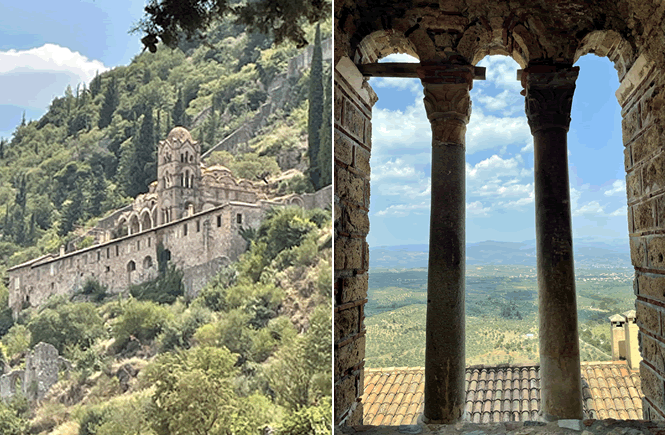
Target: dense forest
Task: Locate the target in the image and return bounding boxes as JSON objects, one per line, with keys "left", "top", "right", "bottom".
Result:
{"left": 0, "top": 16, "right": 333, "bottom": 435}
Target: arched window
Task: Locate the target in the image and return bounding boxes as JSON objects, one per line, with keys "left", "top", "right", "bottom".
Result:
{"left": 127, "top": 261, "right": 136, "bottom": 272}
{"left": 185, "top": 170, "right": 190, "bottom": 188}
{"left": 143, "top": 256, "right": 153, "bottom": 269}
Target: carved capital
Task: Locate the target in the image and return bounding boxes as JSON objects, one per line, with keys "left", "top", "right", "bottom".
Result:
{"left": 521, "top": 65, "right": 579, "bottom": 134}
{"left": 417, "top": 63, "right": 473, "bottom": 145}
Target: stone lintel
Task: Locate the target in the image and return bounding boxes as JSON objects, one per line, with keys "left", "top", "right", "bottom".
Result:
{"left": 357, "top": 62, "right": 486, "bottom": 81}
{"left": 615, "top": 53, "right": 654, "bottom": 108}
{"left": 336, "top": 56, "right": 378, "bottom": 108}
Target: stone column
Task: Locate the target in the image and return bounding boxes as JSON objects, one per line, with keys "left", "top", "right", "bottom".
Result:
{"left": 521, "top": 65, "right": 583, "bottom": 420}
{"left": 417, "top": 63, "right": 473, "bottom": 424}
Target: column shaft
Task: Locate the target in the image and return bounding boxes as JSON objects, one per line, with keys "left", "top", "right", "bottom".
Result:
{"left": 418, "top": 64, "right": 473, "bottom": 423}
{"left": 523, "top": 66, "right": 583, "bottom": 420}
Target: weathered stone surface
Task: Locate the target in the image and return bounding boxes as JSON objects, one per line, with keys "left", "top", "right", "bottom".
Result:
{"left": 0, "top": 342, "right": 70, "bottom": 402}
{"left": 637, "top": 272, "right": 665, "bottom": 302}
{"left": 354, "top": 145, "right": 371, "bottom": 175}
{"left": 630, "top": 237, "right": 646, "bottom": 267}
{"left": 643, "top": 153, "right": 665, "bottom": 195}
{"left": 345, "top": 207, "right": 370, "bottom": 235}
{"left": 631, "top": 126, "right": 660, "bottom": 164}
{"left": 335, "top": 335, "right": 365, "bottom": 381}
{"left": 336, "top": 306, "right": 360, "bottom": 342}
{"left": 622, "top": 106, "right": 640, "bottom": 144}
{"left": 633, "top": 200, "right": 654, "bottom": 231}
{"left": 640, "top": 362, "right": 665, "bottom": 411}
{"left": 335, "top": 129, "right": 354, "bottom": 165}
{"left": 337, "top": 166, "right": 366, "bottom": 206}
{"left": 636, "top": 300, "right": 660, "bottom": 335}
{"left": 624, "top": 145, "right": 632, "bottom": 171}
{"left": 626, "top": 171, "right": 642, "bottom": 202}
{"left": 340, "top": 274, "right": 368, "bottom": 304}
{"left": 647, "top": 235, "right": 665, "bottom": 269}
{"left": 641, "top": 333, "right": 665, "bottom": 373}
{"left": 336, "top": 375, "right": 358, "bottom": 423}
{"left": 344, "top": 99, "right": 368, "bottom": 142}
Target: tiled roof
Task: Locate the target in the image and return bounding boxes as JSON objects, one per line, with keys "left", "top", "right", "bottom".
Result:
{"left": 362, "top": 361, "right": 643, "bottom": 426}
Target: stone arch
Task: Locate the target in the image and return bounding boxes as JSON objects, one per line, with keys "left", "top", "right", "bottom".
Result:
{"left": 573, "top": 30, "right": 637, "bottom": 82}
{"left": 115, "top": 218, "right": 129, "bottom": 239}
{"left": 143, "top": 256, "right": 153, "bottom": 269}
{"left": 128, "top": 214, "right": 140, "bottom": 235}
{"left": 288, "top": 196, "right": 305, "bottom": 207}
{"left": 140, "top": 209, "right": 153, "bottom": 231}
{"left": 127, "top": 260, "right": 136, "bottom": 285}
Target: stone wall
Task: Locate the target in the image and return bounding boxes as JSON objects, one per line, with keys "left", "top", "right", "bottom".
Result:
{"left": 620, "top": 54, "right": 665, "bottom": 420}
{"left": 334, "top": 56, "right": 376, "bottom": 426}
{"left": 0, "top": 342, "right": 70, "bottom": 402}
{"left": 8, "top": 201, "right": 265, "bottom": 316}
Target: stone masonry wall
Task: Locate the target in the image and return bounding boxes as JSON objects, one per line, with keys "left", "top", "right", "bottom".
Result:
{"left": 334, "top": 55, "right": 377, "bottom": 426}
{"left": 620, "top": 54, "right": 665, "bottom": 420}
{"left": 8, "top": 202, "right": 265, "bottom": 316}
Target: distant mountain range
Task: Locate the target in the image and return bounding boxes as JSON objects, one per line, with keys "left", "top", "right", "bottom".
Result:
{"left": 369, "top": 238, "right": 631, "bottom": 269}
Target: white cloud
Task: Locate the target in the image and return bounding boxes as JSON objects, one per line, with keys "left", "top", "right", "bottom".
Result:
{"left": 610, "top": 206, "right": 627, "bottom": 217}
{"left": 372, "top": 158, "right": 418, "bottom": 182}
{"left": 380, "top": 53, "right": 419, "bottom": 63}
{"left": 466, "top": 107, "right": 532, "bottom": 155}
{"left": 573, "top": 201, "right": 605, "bottom": 216}
{"left": 521, "top": 140, "right": 534, "bottom": 153}
{"left": 375, "top": 202, "right": 429, "bottom": 217}
{"left": 369, "top": 77, "right": 422, "bottom": 94}
{"left": 467, "top": 201, "right": 491, "bottom": 216}
{"left": 0, "top": 44, "right": 109, "bottom": 109}
{"left": 604, "top": 179, "right": 626, "bottom": 196}
{"left": 476, "top": 55, "right": 523, "bottom": 92}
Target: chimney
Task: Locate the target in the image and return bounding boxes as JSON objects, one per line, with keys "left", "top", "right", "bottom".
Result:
{"left": 609, "top": 313, "right": 626, "bottom": 361}
{"left": 59, "top": 245, "right": 65, "bottom": 257}
{"left": 622, "top": 310, "right": 642, "bottom": 370}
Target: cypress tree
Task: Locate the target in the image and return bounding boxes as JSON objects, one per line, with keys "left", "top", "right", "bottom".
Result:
{"left": 90, "top": 71, "right": 102, "bottom": 98}
{"left": 136, "top": 107, "right": 157, "bottom": 192}
{"left": 98, "top": 76, "right": 119, "bottom": 129}
{"left": 173, "top": 88, "right": 186, "bottom": 127}
{"left": 307, "top": 24, "right": 323, "bottom": 190}
{"left": 318, "top": 66, "right": 332, "bottom": 187}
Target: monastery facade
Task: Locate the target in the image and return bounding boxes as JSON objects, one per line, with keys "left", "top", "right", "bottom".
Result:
{"left": 7, "top": 127, "right": 330, "bottom": 316}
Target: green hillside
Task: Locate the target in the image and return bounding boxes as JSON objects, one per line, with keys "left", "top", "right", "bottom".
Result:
{"left": 365, "top": 265, "right": 635, "bottom": 368}
{"left": 0, "top": 18, "right": 331, "bottom": 272}
{"left": 0, "top": 16, "right": 332, "bottom": 435}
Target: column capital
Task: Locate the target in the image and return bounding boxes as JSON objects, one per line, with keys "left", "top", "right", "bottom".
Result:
{"left": 520, "top": 65, "right": 579, "bottom": 134}
{"left": 417, "top": 63, "right": 474, "bottom": 144}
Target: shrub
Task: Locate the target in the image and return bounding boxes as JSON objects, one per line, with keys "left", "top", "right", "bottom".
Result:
{"left": 79, "top": 406, "right": 106, "bottom": 435}
{"left": 129, "top": 264, "right": 184, "bottom": 305}
{"left": 28, "top": 302, "right": 105, "bottom": 354}
{"left": 159, "top": 305, "right": 212, "bottom": 352}
{"left": 81, "top": 278, "right": 108, "bottom": 303}
{"left": 1, "top": 325, "right": 30, "bottom": 359}
{"left": 277, "top": 397, "right": 332, "bottom": 435}
{"left": 112, "top": 300, "right": 172, "bottom": 351}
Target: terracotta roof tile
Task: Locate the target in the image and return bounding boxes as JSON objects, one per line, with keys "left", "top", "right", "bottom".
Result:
{"left": 362, "top": 361, "right": 643, "bottom": 425}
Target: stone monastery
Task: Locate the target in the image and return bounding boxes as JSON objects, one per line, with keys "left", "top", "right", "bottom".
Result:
{"left": 7, "top": 126, "right": 330, "bottom": 317}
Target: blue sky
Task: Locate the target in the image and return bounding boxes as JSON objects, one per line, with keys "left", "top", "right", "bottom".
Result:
{"left": 367, "top": 54, "right": 627, "bottom": 247}
{"left": 0, "top": 0, "right": 145, "bottom": 139}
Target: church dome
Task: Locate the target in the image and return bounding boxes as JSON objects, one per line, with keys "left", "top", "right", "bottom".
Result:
{"left": 167, "top": 126, "right": 193, "bottom": 143}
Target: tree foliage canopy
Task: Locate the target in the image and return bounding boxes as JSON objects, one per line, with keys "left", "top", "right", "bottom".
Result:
{"left": 133, "top": 0, "right": 330, "bottom": 50}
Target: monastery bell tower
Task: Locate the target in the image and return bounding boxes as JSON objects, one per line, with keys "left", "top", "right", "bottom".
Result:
{"left": 156, "top": 127, "right": 201, "bottom": 225}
